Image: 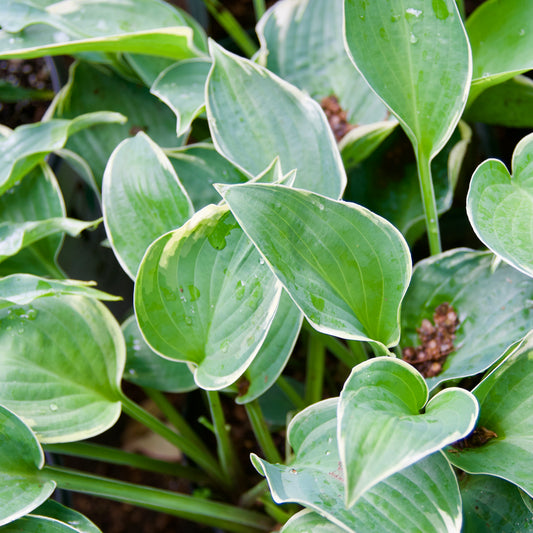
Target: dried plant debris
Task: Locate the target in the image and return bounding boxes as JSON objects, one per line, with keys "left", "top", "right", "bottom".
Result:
{"left": 320, "top": 94, "right": 355, "bottom": 142}
{"left": 402, "top": 302, "right": 459, "bottom": 378}
{"left": 450, "top": 426, "right": 498, "bottom": 451}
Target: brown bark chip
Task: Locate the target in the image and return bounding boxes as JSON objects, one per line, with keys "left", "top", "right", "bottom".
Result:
{"left": 320, "top": 95, "right": 356, "bottom": 142}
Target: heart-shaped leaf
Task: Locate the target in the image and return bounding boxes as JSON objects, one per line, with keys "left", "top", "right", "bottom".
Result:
{"left": 0, "top": 405, "right": 55, "bottom": 526}
{"left": 467, "top": 132, "right": 533, "bottom": 278}
{"left": 103, "top": 132, "right": 194, "bottom": 279}
{"left": 151, "top": 59, "right": 211, "bottom": 136}
{"left": 281, "top": 509, "right": 344, "bottom": 533}
{"left": 30, "top": 501, "right": 101, "bottom": 533}
{"left": 0, "top": 295, "right": 125, "bottom": 443}
{"left": 252, "top": 398, "right": 462, "bottom": 533}
{"left": 218, "top": 183, "right": 411, "bottom": 350}
{"left": 122, "top": 315, "right": 196, "bottom": 393}
{"left": 338, "top": 357, "right": 478, "bottom": 505}
{"left": 401, "top": 249, "right": 533, "bottom": 390}
{"left": 206, "top": 42, "right": 346, "bottom": 199}
{"left": 256, "top": 0, "right": 388, "bottom": 126}
{"left": 446, "top": 331, "right": 533, "bottom": 497}
{"left": 134, "top": 204, "right": 282, "bottom": 390}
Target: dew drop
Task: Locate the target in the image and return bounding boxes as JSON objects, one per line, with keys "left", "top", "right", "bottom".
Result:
{"left": 26, "top": 308, "right": 38, "bottom": 320}
{"left": 519, "top": 28, "right": 526, "bottom": 36}
{"left": 391, "top": 14, "right": 401, "bottom": 22}
{"left": 406, "top": 7, "right": 423, "bottom": 17}
{"left": 128, "top": 369, "right": 136, "bottom": 375}
{"left": 49, "top": 403, "right": 59, "bottom": 412}
{"left": 220, "top": 340, "right": 229, "bottom": 353}
{"left": 259, "top": 258, "right": 265, "bottom": 265}
{"left": 185, "top": 317, "right": 193, "bottom": 326}
{"left": 325, "top": 450, "right": 331, "bottom": 456}
{"left": 409, "top": 33, "right": 418, "bottom": 44}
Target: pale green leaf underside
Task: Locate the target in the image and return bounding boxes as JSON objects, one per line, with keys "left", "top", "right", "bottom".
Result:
{"left": 282, "top": 509, "right": 345, "bottom": 533}
{"left": 253, "top": 398, "right": 462, "bottom": 533}
{"left": 401, "top": 249, "right": 533, "bottom": 390}
{"left": 0, "top": 405, "right": 55, "bottom": 527}
{"left": 256, "top": 0, "right": 388, "bottom": 125}
{"left": 103, "top": 132, "right": 194, "bottom": 279}
{"left": 467, "top": 132, "right": 533, "bottom": 278}
{"left": 220, "top": 183, "right": 411, "bottom": 348}
{"left": 122, "top": 315, "right": 196, "bottom": 393}
{"left": 446, "top": 331, "right": 533, "bottom": 497}
{"left": 206, "top": 41, "right": 346, "bottom": 199}
{"left": 344, "top": 0, "right": 471, "bottom": 158}
{"left": 134, "top": 204, "right": 282, "bottom": 390}
{"left": 0, "top": 295, "right": 125, "bottom": 443}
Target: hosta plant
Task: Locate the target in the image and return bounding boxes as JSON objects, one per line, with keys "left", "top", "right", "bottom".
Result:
{"left": 0, "top": 0, "right": 532, "bottom": 531}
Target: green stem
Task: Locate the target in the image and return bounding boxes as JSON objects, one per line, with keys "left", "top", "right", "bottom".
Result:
{"left": 201, "top": 0, "right": 258, "bottom": 58}
{"left": 253, "top": 0, "right": 266, "bottom": 21}
{"left": 206, "top": 390, "right": 243, "bottom": 487}
{"left": 276, "top": 376, "right": 307, "bottom": 411}
{"left": 303, "top": 322, "right": 358, "bottom": 367}
{"left": 245, "top": 400, "right": 283, "bottom": 465}
{"left": 239, "top": 479, "right": 268, "bottom": 508}
{"left": 305, "top": 333, "right": 325, "bottom": 405}
{"left": 119, "top": 394, "right": 227, "bottom": 489}
{"left": 416, "top": 149, "right": 442, "bottom": 255}
{"left": 44, "top": 442, "right": 207, "bottom": 484}
{"left": 40, "top": 465, "right": 274, "bottom": 533}
{"left": 346, "top": 340, "right": 369, "bottom": 365}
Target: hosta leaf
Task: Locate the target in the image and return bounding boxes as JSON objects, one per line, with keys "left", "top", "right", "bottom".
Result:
{"left": 0, "top": 162, "right": 65, "bottom": 278}
{"left": 446, "top": 331, "right": 533, "bottom": 497}
{"left": 151, "top": 58, "right": 211, "bottom": 136}
{"left": 134, "top": 204, "right": 282, "bottom": 390}
{"left": 30, "top": 501, "right": 101, "bottom": 533}
{"left": 166, "top": 144, "right": 248, "bottom": 211}
{"left": 236, "top": 291, "right": 303, "bottom": 404}
{"left": 0, "top": 113, "right": 125, "bottom": 194}
{"left": 282, "top": 510, "right": 344, "bottom": 533}
{"left": 344, "top": 0, "right": 471, "bottom": 159}
{"left": 1, "top": 516, "right": 85, "bottom": 533}
{"left": 338, "top": 357, "right": 477, "bottom": 506}
{"left": 252, "top": 398, "right": 462, "bottom": 533}
{"left": 467, "top": 132, "right": 533, "bottom": 278}
{"left": 51, "top": 61, "right": 182, "bottom": 186}
{"left": 401, "top": 249, "right": 533, "bottom": 390}
{"left": 103, "top": 132, "right": 193, "bottom": 279}
{"left": 0, "top": 217, "right": 99, "bottom": 264}
{"left": 0, "top": 0, "right": 206, "bottom": 60}
{"left": 0, "top": 405, "right": 55, "bottom": 526}
{"left": 218, "top": 183, "right": 411, "bottom": 349}
{"left": 256, "top": 0, "right": 388, "bottom": 125}
{"left": 0, "top": 295, "right": 125, "bottom": 443}
{"left": 206, "top": 42, "right": 346, "bottom": 199}
{"left": 460, "top": 474, "right": 533, "bottom": 533}
{"left": 122, "top": 315, "right": 196, "bottom": 393}
{"left": 466, "top": 0, "right": 533, "bottom": 103}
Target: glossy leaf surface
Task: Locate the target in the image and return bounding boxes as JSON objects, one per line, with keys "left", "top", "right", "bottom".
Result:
{"left": 339, "top": 357, "right": 477, "bottom": 505}
{"left": 31, "top": 500, "right": 101, "bottom": 533}
{"left": 0, "top": 296, "right": 125, "bottom": 443}
{"left": 467, "top": 132, "right": 533, "bottom": 278}
{"left": 103, "top": 132, "right": 193, "bottom": 279}
{"left": 401, "top": 249, "right": 533, "bottom": 390}
{"left": 282, "top": 510, "right": 344, "bottom": 533}
{"left": 252, "top": 398, "right": 462, "bottom": 533}
{"left": 0, "top": 405, "right": 55, "bottom": 526}
{"left": 219, "top": 183, "right": 411, "bottom": 349}
{"left": 135, "top": 204, "right": 281, "bottom": 390}
{"left": 206, "top": 42, "right": 346, "bottom": 199}
{"left": 446, "top": 332, "right": 533, "bottom": 497}
{"left": 344, "top": 0, "right": 471, "bottom": 158}
{"left": 2, "top": 516, "right": 84, "bottom": 533}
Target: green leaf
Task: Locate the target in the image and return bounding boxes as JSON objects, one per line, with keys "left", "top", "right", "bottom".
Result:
{"left": 167, "top": 144, "right": 247, "bottom": 211}
{"left": 446, "top": 331, "right": 533, "bottom": 497}
{"left": 465, "top": 75, "right": 533, "bottom": 128}
{"left": 30, "top": 501, "right": 101, "bottom": 533}
{"left": 0, "top": 80, "right": 54, "bottom": 103}
{"left": 151, "top": 58, "right": 211, "bottom": 136}
{"left": 236, "top": 290, "right": 303, "bottom": 404}
{"left": 124, "top": 54, "right": 177, "bottom": 86}
{"left": 50, "top": 61, "right": 183, "bottom": 186}
{"left": 206, "top": 41, "right": 346, "bottom": 199}
{"left": 466, "top": 0, "right": 533, "bottom": 103}
{"left": 401, "top": 249, "right": 533, "bottom": 390}
{"left": 0, "top": 405, "right": 56, "bottom": 526}
{"left": 0, "top": 217, "right": 99, "bottom": 264}
{"left": 1, "top": 515, "right": 83, "bottom": 532}
{"left": 0, "top": 0, "right": 206, "bottom": 60}
{"left": 460, "top": 474, "right": 533, "bottom": 533}
{"left": 256, "top": 0, "right": 388, "bottom": 125}
{"left": 252, "top": 398, "right": 462, "bottom": 533}
{"left": 103, "top": 132, "right": 194, "bottom": 279}
{"left": 218, "top": 183, "right": 411, "bottom": 349}
{"left": 122, "top": 315, "right": 196, "bottom": 393}
{"left": 282, "top": 510, "right": 344, "bottom": 533}
{"left": 344, "top": 0, "right": 471, "bottom": 160}
{"left": 467, "top": 132, "right": 533, "bottom": 278}
{"left": 134, "top": 204, "right": 282, "bottom": 390}
{"left": 0, "top": 113, "right": 125, "bottom": 195}
{"left": 0, "top": 295, "right": 125, "bottom": 443}
{"left": 338, "top": 357, "right": 477, "bottom": 506}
